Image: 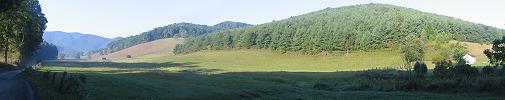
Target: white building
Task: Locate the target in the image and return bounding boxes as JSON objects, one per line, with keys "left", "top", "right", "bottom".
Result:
{"left": 463, "top": 54, "right": 477, "bottom": 64}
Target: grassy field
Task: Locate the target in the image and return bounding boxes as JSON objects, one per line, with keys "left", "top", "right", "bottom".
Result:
{"left": 38, "top": 49, "right": 505, "bottom": 99}
{"left": 451, "top": 40, "right": 492, "bottom": 66}
{"left": 117, "top": 49, "right": 421, "bottom": 73}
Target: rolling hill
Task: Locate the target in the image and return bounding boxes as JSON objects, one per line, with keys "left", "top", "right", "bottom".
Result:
{"left": 101, "top": 21, "right": 251, "bottom": 54}
{"left": 43, "top": 31, "right": 121, "bottom": 55}
{"left": 175, "top": 4, "right": 505, "bottom": 54}
{"left": 96, "top": 38, "right": 184, "bottom": 59}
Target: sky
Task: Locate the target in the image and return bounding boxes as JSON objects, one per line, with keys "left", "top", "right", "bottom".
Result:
{"left": 39, "top": 0, "right": 505, "bottom": 38}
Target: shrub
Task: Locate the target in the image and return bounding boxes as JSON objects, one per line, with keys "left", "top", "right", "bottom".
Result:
{"left": 313, "top": 82, "right": 333, "bottom": 91}
{"left": 414, "top": 61, "right": 427, "bottom": 78}
{"left": 434, "top": 60, "right": 452, "bottom": 78}
{"left": 478, "top": 78, "right": 502, "bottom": 92}
{"left": 426, "top": 79, "right": 457, "bottom": 92}
{"left": 455, "top": 78, "right": 479, "bottom": 92}
{"left": 126, "top": 55, "right": 132, "bottom": 58}
{"left": 396, "top": 79, "right": 424, "bottom": 91}
{"left": 354, "top": 68, "right": 398, "bottom": 79}
{"left": 497, "top": 65, "right": 505, "bottom": 76}
{"left": 481, "top": 66, "right": 495, "bottom": 76}
{"left": 450, "top": 64, "right": 478, "bottom": 77}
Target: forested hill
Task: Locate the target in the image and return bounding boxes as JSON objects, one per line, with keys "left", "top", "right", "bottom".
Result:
{"left": 174, "top": 4, "right": 505, "bottom": 54}
{"left": 102, "top": 21, "right": 251, "bottom": 53}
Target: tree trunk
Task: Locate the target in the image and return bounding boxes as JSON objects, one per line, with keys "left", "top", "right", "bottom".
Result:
{"left": 3, "top": 38, "right": 8, "bottom": 63}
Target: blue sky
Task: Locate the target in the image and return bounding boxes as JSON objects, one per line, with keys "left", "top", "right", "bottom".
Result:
{"left": 39, "top": 0, "right": 505, "bottom": 38}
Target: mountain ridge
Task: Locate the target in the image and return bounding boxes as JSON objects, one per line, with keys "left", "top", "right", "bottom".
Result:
{"left": 43, "top": 31, "right": 120, "bottom": 55}
{"left": 100, "top": 21, "right": 251, "bottom": 54}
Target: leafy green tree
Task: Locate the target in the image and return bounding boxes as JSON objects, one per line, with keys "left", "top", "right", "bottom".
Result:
{"left": 32, "top": 42, "right": 58, "bottom": 60}
{"left": 0, "top": 0, "right": 47, "bottom": 67}
{"left": 238, "top": 32, "right": 256, "bottom": 49}
{"left": 414, "top": 61, "right": 428, "bottom": 78}
{"left": 433, "top": 60, "right": 453, "bottom": 78}
{"left": 401, "top": 35, "right": 425, "bottom": 72}
{"left": 484, "top": 36, "right": 505, "bottom": 65}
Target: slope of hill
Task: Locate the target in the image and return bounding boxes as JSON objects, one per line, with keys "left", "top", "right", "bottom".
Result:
{"left": 450, "top": 40, "right": 492, "bottom": 65}
{"left": 174, "top": 4, "right": 505, "bottom": 54}
{"left": 43, "top": 31, "right": 120, "bottom": 55}
{"left": 97, "top": 38, "right": 184, "bottom": 59}
{"left": 102, "top": 21, "right": 251, "bottom": 54}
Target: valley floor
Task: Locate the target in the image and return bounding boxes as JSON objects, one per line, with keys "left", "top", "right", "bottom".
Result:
{"left": 39, "top": 50, "right": 503, "bottom": 99}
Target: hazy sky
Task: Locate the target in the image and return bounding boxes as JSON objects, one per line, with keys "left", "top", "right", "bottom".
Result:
{"left": 39, "top": 0, "right": 505, "bottom": 38}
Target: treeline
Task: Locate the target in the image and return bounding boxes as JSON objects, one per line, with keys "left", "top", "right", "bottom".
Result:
{"left": 32, "top": 42, "right": 58, "bottom": 60}
{"left": 0, "top": 0, "right": 47, "bottom": 66}
{"left": 174, "top": 4, "right": 505, "bottom": 54}
{"left": 96, "top": 21, "right": 251, "bottom": 54}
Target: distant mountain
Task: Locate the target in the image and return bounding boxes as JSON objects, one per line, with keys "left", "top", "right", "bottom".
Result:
{"left": 43, "top": 31, "right": 120, "bottom": 55}
{"left": 213, "top": 21, "right": 252, "bottom": 29}
{"left": 102, "top": 21, "right": 251, "bottom": 53}
{"left": 111, "top": 37, "right": 124, "bottom": 41}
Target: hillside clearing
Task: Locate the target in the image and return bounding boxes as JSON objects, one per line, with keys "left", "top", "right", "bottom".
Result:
{"left": 450, "top": 40, "right": 492, "bottom": 66}
{"left": 96, "top": 38, "right": 183, "bottom": 60}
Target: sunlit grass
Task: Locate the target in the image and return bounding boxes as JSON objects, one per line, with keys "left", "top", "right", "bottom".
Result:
{"left": 116, "top": 49, "right": 439, "bottom": 73}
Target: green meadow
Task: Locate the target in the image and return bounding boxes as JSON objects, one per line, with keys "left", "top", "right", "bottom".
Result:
{"left": 38, "top": 49, "right": 504, "bottom": 99}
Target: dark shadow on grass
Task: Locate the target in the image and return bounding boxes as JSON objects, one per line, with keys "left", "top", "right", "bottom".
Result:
{"left": 40, "top": 60, "right": 225, "bottom": 75}
{"left": 38, "top": 70, "right": 505, "bottom": 100}
{"left": 36, "top": 61, "right": 505, "bottom": 99}
{"left": 42, "top": 60, "right": 199, "bottom": 68}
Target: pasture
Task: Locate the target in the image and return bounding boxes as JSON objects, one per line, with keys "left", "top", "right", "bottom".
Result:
{"left": 38, "top": 50, "right": 504, "bottom": 99}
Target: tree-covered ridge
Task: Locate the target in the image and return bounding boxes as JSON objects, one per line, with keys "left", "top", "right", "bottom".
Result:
{"left": 101, "top": 21, "right": 251, "bottom": 54}
{"left": 174, "top": 4, "right": 505, "bottom": 54}
{"left": 213, "top": 21, "right": 252, "bottom": 29}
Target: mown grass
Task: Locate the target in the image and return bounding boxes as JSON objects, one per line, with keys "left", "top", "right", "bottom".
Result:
{"left": 37, "top": 50, "right": 505, "bottom": 99}
{"left": 118, "top": 49, "right": 439, "bottom": 73}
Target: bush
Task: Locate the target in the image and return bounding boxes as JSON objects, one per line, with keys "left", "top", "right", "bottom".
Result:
{"left": 450, "top": 64, "right": 478, "bottom": 77}
{"left": 455, "top": 78, "right": 479, "bottom": 92}
{"left": 313, "top": 82, "right": 334, "bottom": 91}
{"left": 497, "top": 65, "right": 505, "bottom": 76}
{"left": 481, "top": 66, "right": 495, "bottom": 76}
{"left": 354, "top": 68, "right": 398, "bottom": 79}
{"left": 126, "top": 55, "right": 132, "bottom": 58}
{"left": 434, "top": 60, "right": 452, "bottom": 78}
{"left": 414, "top": 62, "right": 427, "bottom": 78}
{"left": 426, "top": 79, "right": 457, "bottom": 92}
{"left": 478, "top": 78, "right": 503, "bottom": 92}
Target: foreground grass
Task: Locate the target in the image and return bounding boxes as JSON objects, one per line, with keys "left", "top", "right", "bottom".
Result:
{"left": 37, "top": 50, "right": 505, "bottom": 99}
{"left": 40, "top": 64, "right": 504, "bottom": 100}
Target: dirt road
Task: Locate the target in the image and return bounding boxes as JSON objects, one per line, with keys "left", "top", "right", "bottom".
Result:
{"left": 0, "top": 70, "right": 34, "bottom": 100}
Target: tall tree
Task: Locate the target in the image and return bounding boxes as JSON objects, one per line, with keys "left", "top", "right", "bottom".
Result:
{"left": 0, "top": 0, "right": 47, "bottom": 67}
